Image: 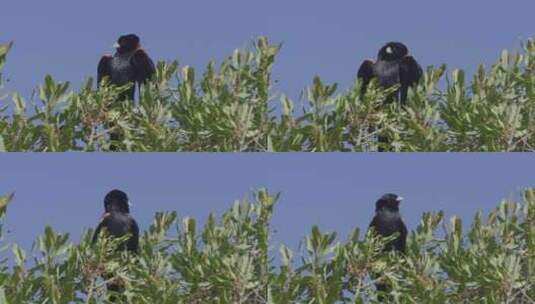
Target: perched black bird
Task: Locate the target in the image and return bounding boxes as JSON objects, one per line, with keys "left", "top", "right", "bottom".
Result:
{"left": 92, "top": 189, "right": 139, "bottom": 253}
{"left": 358, "top": 42, "right": 422, "bottom": 151}
{"left": 98, "top": 34, "right": 155, "bottom": 150}
{"left": 97, "top": 34, "right": 156, "bottom": 102}
{"left": 358, "top": 42, "right": 422, "bottom": 105}
{"left": 368, "top": 193, "right": 408, "bottom": 299}
{"left": 92, "top": 189, "right": 139, "bottom": 301}
{"left": 369, "top": 193, "right": 407, "bottom": 252}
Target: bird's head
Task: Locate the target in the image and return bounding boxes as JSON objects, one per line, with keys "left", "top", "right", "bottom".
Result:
{"left": 114, "top": 34, "right": 140, "bottom": 54}
{"left": 104, "top": 189, "right": 131, "bottom": 214}
{"left": 376, "top": 193, "right": 403, "bottom": 212}
{"left": 378, "top": 42, "right": 409, "bottom": 61}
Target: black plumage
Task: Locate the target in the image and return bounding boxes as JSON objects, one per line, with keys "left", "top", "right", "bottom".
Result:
{"left": 358, "top": 42, "right": 422, "bottom": 105}
{"left": 98, "top": 34, "right": 155, "bottom": 150}
{"left": 92, "top": 190, "right": 139, "bottom": 300}
{"left": 92, "top": 189, "right": 139, "bottom": 253}
{"left": 368, "top": 193, "right": 408, "bottom": 299}
{"left": 97, "top": 34, "right": 156, "bottom": 102}
{"left": 357, "top": 42, "right": 422, "bottom": 151}
{"left": 368, "top": 193, "right": 407, "bottom": 253}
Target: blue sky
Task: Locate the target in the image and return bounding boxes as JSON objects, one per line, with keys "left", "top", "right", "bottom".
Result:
{"left": 1, "top": 1, "right": 534, "bottom": 100}
{"left": 1, "top": 154, "right": 534, "bottom": 253}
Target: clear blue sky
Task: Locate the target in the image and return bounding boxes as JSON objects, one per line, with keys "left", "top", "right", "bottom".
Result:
{"left": 1, "top": 1, "right": 534, "bottom": 99}
{"left": 1, "top": 154, "right": 534, "bottom": 253}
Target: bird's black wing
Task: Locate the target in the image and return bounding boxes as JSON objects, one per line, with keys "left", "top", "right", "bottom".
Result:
{"left": 92, "top": 216, "right": 109, "bottom": 245}
{"left": 127, "top": 217, "right": 140, "bottom": 253}
{"left": 357, "top": 60, "right": 375, "bottom": 96}
{"left": 97, "top": 55, "right": 113, "bottom": 87}
{"left": 368, "top": 216, "right": 379, "bottom": 234}
{"left": 399, "top": 56, "right": 423, "bottom": 104}
{"left": 131, "top": 49, "right": 156, "bottom": 84}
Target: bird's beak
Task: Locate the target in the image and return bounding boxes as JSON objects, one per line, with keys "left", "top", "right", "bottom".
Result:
{"left": 113, "top": 42, "right": 120, "bottom": 49}
{"left": 396, "top": 196, "right": 404, "bottom": 203}
{"left": 128, "top": 200, "right": 133, "bottom": 207}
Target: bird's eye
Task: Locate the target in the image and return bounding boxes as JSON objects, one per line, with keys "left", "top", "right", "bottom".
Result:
{"left": 386, "top": 47, "right": 393, "bottom": 54}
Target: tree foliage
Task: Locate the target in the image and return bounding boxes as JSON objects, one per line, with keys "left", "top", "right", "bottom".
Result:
{"left": 1, "top": 189, "right": 535, "bottom": 303}
{"left": 0, "top": 37, "right": 534, "bottom": 151}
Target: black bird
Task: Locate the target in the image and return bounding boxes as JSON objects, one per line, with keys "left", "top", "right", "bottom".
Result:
{"left": 92, "top": 189, "right": 139, "bottom": 253}
{"left": 368, "top": 193, "right": 408, "bottom": 299}
{"left": 369, "top": 193, "right": 407, "bottom": 252}
{"left": 97, "top": 34, "right": 156, "bottom": 102}
{"left": 358, "top": 42, "right": 422, "bottom": 105}
{"left": 92, "top": 189, "right": 139, "bottom": 300}
{"left": 98, "top": 34, "right": 155, "bottom": 150}
{"left": 357, "top": 42, "right": 422, "bottom": 151}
